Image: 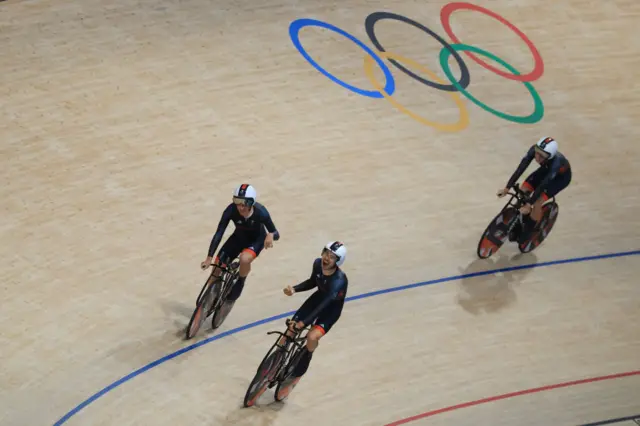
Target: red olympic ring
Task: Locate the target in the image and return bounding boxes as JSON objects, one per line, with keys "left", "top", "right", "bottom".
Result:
{"left": 440, "top": 2, "right": 544, "bottom": 82}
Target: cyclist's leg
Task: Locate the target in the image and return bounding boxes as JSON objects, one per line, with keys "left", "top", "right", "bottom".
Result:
{"left": 227, "top": 236, "right": 264, "bottom": 301}
{"left": 293, "top": 301, "right": 343, "bottom": 378}
{"left": 517, "top": 169, "right": 546, "bottom": 240}
{"left": 520, "top": 168, "right": 545, "bottom": 200}
{"left": 216, "top": 235, "right": 243, "bottom": 269}
{"left": 530, "top": 194, "right": 549, "bottom": 222}
{"left": 204, "top": 239, "right": 234, "bottom": 288}
{"left": 532, "top": 169, "right": 571, "bottom": 221}
{"left": 214, "top": 235, "right": 243, "bottom": 287}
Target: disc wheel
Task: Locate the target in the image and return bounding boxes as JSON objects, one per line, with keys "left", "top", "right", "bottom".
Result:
{"left": 243, "top": 350, "right": 283, "bottom": 407}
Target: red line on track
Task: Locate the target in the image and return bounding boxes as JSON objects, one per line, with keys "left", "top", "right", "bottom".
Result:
{"left": 385, "top": 370, "right": 640, "bottom": 425}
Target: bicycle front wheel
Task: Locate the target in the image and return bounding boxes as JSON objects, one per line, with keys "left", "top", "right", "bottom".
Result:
{"left": 243, "top": 350, "right": 284, "bottom": 407}
{"left": 477, "top": 207, "right": 516, "bottom": 259}
{"left": 185, "top": 284, "right": 216, "bottom": 340}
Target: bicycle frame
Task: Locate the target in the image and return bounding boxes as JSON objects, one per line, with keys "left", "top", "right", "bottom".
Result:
{"left": 504, "top": 183, "right": 528, "bottom": 209}
{"left": 265, "top": 324, "right": 310, "bottom": 381}
{"left": 503, "top": 183, "right": 556, "bottom": 228}
{"left": 505, "top": 183, "right": 555, "bottom": 210}
{"left": 503, "top": 183, "right": 557, "bottom": 245}
{"left": 196, "top": 260, "right": 239, "bottom": 306}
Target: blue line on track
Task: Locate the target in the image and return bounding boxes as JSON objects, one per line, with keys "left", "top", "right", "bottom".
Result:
{"left": 53, "top": 249, "right": 640, "bottom": 425}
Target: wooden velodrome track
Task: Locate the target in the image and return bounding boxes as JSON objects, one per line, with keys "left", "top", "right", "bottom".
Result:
{"left": 1, "top": 0, "right": 639, "bottom": 425}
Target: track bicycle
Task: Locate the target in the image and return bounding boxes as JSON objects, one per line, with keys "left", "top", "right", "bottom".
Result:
{"left": 477, "top": 183, "right": 559, "bottom": 259}
{"left": 185, "top": 256, "right": 240, "bottom": 339}
{"left": 243, "top": 320, "right": 310, "bottom": 407}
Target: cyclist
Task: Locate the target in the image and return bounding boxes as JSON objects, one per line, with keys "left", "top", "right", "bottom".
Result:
{"left": 497, "top": 137, "right": 572, "bottom": 242}
{"left": 201, "top": 184, "right": 280, "bottom": 304}
{"left": 277, "top": 241, "right": 348, "bottom": 399}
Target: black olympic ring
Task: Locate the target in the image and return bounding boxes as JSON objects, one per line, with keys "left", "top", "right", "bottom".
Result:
{"left": 364, "top": 11, "right": 471, "bottom": 93}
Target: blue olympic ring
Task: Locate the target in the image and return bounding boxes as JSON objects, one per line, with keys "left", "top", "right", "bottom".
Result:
{"left": 289, "top": 18, "right": 396, "bottom": 98}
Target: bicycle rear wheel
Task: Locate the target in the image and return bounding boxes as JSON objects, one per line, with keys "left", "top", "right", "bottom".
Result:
{"left": 519, "top": 202, "right": 559, "bottom": 253}
{"left": 211, "top": 299, "right": 235, "bottom": 329}
{"left": 243, "top": 349, "right": 284, "bottom": 407}
{"left": 274, "top": 348, "right": 305, "bottom": 402}
{"left": 211, "top": 270, "right": 238, "bottom": 329}
{"left": 538, "top": 202, "right": 559, "bottom": 240}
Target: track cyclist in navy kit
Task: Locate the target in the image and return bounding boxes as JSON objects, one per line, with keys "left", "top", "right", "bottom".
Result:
{"left": 201, "top": 184, "right": 280, "bottom": 305}
{"left": 497, "top": 137, "right": 572, "bottom": 243}
{"left": 277, "top": 241, "right": 349, "bottom": 399}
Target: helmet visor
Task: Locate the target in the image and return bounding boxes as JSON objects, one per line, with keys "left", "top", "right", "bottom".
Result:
{"left": 233, "top": 196, "right": 252, "bottom": 206}
{"left": 534, "top": 146, "right": 551, "bottom": 159}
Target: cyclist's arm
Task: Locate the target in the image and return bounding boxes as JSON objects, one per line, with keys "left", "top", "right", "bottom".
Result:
{"left": 293, "top": 279, "right": 316, "bottom": 292}
{"left": 206, "top": 205, "right": 233, "bottom": 258}
{"left": 292, "top": 259, "right": 320, "bottom": 292}
{"left": 260, "top": 205, "right": 280, "bottom": 240}
{"left": 506, "top": 146, "right": 535, "bottom": 189}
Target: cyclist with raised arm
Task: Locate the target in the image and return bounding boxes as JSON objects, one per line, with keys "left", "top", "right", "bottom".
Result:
{"left": 277, "top": 241, "right": 348, "bottom": 400}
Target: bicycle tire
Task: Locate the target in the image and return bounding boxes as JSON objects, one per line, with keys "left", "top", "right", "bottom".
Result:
{"left": 274, "top": 348, "right": 305, "bottom": 402}
{"left": 185, "top": 284, "right": 215, "bottom": 340}
{"left": 243, "top": 350, "right": 283, "bottom": 407}
{"left": 210, "top": 268, "right": 239, "bottom": 329}
{"left": 518, "top": 202, "right": 559, "bottom": 253}
{"left": 274, "top": 376, "right": 301, "bottom": 402}
{"left": 539, "top": 202, "right": 559, "bottom": 240}
{"left": 211, "top": 300, "right": 235, "bottom": 329}
{"left": 477, "top": 207, "right": 517, "bottom": 259}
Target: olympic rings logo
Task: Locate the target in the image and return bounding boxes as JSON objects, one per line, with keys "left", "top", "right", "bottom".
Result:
{"left": 289, "top": 2, "right": 546, "bottom": 132}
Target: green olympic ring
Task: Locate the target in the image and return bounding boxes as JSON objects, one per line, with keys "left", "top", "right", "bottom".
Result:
{"left": 439, "top": 44, "right": 544, "bottom": 124}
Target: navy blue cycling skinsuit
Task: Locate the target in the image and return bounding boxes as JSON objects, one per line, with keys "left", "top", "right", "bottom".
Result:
{"left": 207, "top": 202, "right": 280, "bottom": 263}
{"left": 506, "top": 144, "right": 572, "bottom": 204}
{"left": 206, "top": 202, "right": 279, "bottom": 301}
{"left": 506, "top": 144, "right": 571, "bottom": 241}
{"left": 291, "top": 258, "right": 348, "bottom": 335}
{"left": 287, "top": 257, "right": 348, "bottom": 379}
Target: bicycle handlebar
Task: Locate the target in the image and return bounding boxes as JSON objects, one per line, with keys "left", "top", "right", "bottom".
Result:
{"left": 203, "top": 262, "right": 236, "bottom": 274}
{"left": 267, "top": 329, "right": 306, "bottom": 344}
{"left": 509, "top": 183, "right": 523, "bottom": 196}
{"left": 508, "top": 183, "right": 529, "bottom": 201}
{"left": 266, "top": 320, "right": 309, "bottom": 338}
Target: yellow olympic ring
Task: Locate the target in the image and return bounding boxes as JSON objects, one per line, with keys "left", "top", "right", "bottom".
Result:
{"left": 363, "top": 52, "right": 469, "bottom": 132}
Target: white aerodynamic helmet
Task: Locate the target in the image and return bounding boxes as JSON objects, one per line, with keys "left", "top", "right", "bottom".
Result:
{"left": 323, "top": 241, "right": 347, "bottom": 267}
{"left": 535, "top": 137, "right": 558, "bottom": 160}
{"left": 232, "top": 184, "right": 257, "bottom": 207}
